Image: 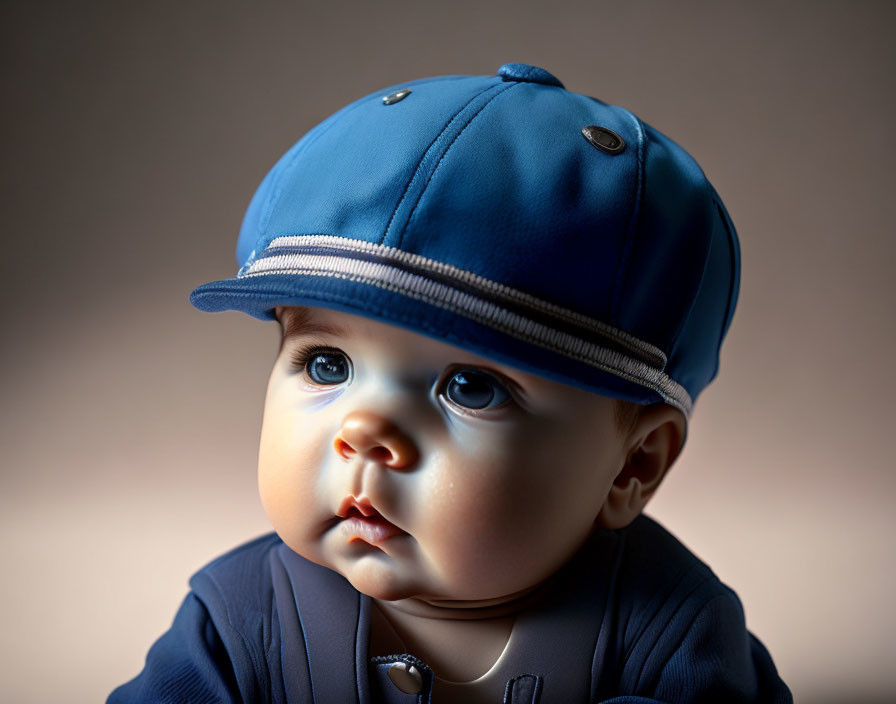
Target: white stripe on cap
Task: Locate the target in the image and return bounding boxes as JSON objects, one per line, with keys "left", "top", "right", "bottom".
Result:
{"left": 241, "top": 235, "right": 692, "bottom": 414}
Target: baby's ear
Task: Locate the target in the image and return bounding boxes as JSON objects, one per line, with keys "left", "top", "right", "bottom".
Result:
{"left": 596, "top": 404, "right": 686, "bottom": 530}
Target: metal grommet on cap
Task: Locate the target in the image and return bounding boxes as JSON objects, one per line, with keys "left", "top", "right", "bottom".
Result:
{"left": 387, "top": 662, "right": 423, "bottom": 694}
{"left": 581, "top": 125, "right": 626, "bottom": 154}
{"left": 382, "top": 88, "right": 412, "bottom": 105}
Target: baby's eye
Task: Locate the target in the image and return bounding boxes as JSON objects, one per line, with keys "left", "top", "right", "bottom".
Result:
{"left": 292, "top": 346, "right": 352, "bottom": 386}
{"left": 443, "top": 369, "right": 511, "bottom": 411}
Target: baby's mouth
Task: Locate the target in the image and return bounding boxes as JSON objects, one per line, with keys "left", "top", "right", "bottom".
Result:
{"left": 338, "top": 505, "right": 406, "bottom": 546}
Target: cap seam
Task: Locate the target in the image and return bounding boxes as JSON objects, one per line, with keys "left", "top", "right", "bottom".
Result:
{"left": 711, "top": 195, "right": 740, "bottom": 385}
{"left": 716, "top": 196, "right": 740, "bottom": 347}
{"left": 395, "top": 81, "right": 519, "bottom": 251}
{"left": 380, "top": 79, "right": 507, "bottom": 246}
{"left": 610, "top": 109, "right": 646, "bottom": 330}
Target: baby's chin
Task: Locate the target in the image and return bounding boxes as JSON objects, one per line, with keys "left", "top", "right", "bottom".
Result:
{"left": 337, "top": 557, "right": 427, "bottom": 602}
{"left": 344, "top": 566, "right": 550, "bottom": 617}
{"left": 288, "top": 535, "right": 539, "bottom": 608}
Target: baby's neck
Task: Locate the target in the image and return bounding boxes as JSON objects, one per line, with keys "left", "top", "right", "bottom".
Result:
{"left": 370, "top": 583, "right": 552, "bottom": 683}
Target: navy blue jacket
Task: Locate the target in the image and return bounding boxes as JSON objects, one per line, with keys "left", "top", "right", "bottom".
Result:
{"left": 108, "top": 515, "right": 791, "bottom": 703}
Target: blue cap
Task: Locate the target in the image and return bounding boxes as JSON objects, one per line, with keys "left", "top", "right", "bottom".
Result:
{"left": 190, "top": 63, "right": 741, "bottom": 417}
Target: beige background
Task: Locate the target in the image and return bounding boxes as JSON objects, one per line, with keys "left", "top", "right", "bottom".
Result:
{"left": 2, "top": 1, "right": 893, "bottom": 702}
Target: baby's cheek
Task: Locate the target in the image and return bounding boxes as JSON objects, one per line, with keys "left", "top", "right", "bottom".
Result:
{"left": 258, "top": 425, "right": 324, "bottom": 541}
{"left": 440, "top": 470, "right": 587, "bottom": 587}
{"left": 422, "top": 473, "right": 530, "bottom": 568}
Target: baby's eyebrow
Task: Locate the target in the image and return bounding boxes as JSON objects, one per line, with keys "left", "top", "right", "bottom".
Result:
{"left": 280, "top": 309, "right": 350, "bottom": 341}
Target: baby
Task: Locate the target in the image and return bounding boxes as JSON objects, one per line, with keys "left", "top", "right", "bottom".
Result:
{"left": 109, "top": 63, "right": 792, "bottom": 703}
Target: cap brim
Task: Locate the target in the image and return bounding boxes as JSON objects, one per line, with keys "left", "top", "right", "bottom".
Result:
{"left": 190, "top": 272, "right": 678, "bottom": 413}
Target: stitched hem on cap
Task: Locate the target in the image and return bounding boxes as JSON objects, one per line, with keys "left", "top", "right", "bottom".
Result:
{"left": 223, "top": 236, "right": 692, "bottom": 415}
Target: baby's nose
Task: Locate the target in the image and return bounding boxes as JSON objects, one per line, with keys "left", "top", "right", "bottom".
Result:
{"left": 333, "top": 410, "right": 419, "bottom": 469}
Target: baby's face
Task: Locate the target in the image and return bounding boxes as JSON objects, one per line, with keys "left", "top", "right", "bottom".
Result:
{"left": 259, "top": 306, "right": 631, "bottom": 605}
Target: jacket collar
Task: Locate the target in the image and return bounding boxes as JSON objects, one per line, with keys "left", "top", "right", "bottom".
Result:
{"left": 274, "top": 529, "right": 621, "bottom": 703}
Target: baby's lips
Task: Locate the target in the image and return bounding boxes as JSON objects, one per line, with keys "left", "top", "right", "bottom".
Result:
{"left": 340, "top": 514, "right": 405, "bottom": 546}
{"left": 334, "top": 493, "right": 407, "bottom": 545}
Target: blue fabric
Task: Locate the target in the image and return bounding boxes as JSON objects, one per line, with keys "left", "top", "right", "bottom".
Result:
{"left": 190, "top": 64, "right": 741, "bottom": 415}
{"left": 108, "top": 516, "right": 791, "bottom": 703}
{"left": 497, "top": 62, "right": 565, "bottom": 87}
